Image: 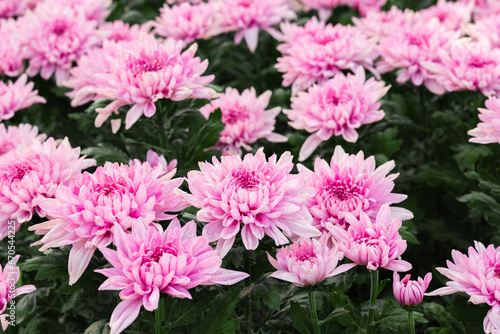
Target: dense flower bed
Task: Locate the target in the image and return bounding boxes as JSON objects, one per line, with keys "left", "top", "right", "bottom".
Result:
{"left": 2, "top": 0, "right": 500, "bottom": 333}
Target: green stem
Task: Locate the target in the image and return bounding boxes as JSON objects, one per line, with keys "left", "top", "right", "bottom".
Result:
{"left": 156, "top": 101, "right": 169, "bottom": 153}
{"left": 155, "top": 298, "right": 164, "bottom": 334}
{"left": 246, "top": 251, "right": 253, "bottom": 334}
{"left": 308, "top": 290, "right": 321, "bottom": 334}
{"left": 366, "top": 270, "right": 379, "bottom": 334}
{"left": 408, "top": 309, "right": 415, "bottom": 334}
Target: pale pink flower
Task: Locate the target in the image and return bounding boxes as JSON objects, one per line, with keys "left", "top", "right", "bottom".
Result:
{"left": 199, "top": 87, "right": 287, "bottom": 155}
{"left": 92, "top": 35, "right": 216, "bottom": 130}
{"left": 423, "top": 38, "right": 500, "bottom": 96}
{"left": 0, "top": 0, "right": 26, "bottom": 20}
{"left": 98, "top": 21, "right": 144, "bottom": 44}
{"left": 300, "top": 0, "right": 386, "bottom": 21}
{"left": 328, "top": 204, "right": 412, "bottom": 272}
{"left": 267, "top": 233, "right": 356, "bottom": 287}
{"left": 418, "top": 0, "right": 472, "bottom": 32}
{"left": 485, "top": 305, "right": 500, "bottom": 334}
{"left": 21, "top": 1, "right": 101, "bottom": 85}
{"left": 129, "top": 149, "right": 177, "bottom": 175}
{"left": 154, "top": 2, "right": 218, "bottom": 45}
{"left": 96, "top": 220, "right": 248, "bottom": 334}
{"left": 464, "top": 13, "right": 500, "bottom": 48}
{"left": 0, "top": 138, "right": 95, "bottom": 240}
{"left": 0, "top": 123, "right": 46, "bottom": 157}
{"left": 284, "top": 69, "right": 389, "bottom": 161}
{"left": 0, "top": 256, "right": 36, "bottom": 331}
{"left": 183, "top": 149, "right": 321, "bottom": 257}
{"left": 426, "top": 241, "right": 500, "bottom": 306}
{"left": 469, "top": 97, "right": 500, "bottom": 144}
{"left": 0, "top": 74, "right": 46, "bottom": 121}
{"left": 376, "top": 19, "right": 459, "bottom": 95}
{"left": 352, "top": 6, "right": 416, "bottom": 41}
{"left": 208, "top": 0, "right": 296, "bottom": 53}
{"left": 298, "top": 146, "right": 412, "bottom": 233}
{"left": 457, "top": 0, "right": 500, "bottom": 20}
{"left": 0, "top": 19, "right": 27, "bottom": 77}
{"left": 393, "top": 271, "right": 432, "bottom": 306}
{"left": 53, "top": 0, "right": 111, "bottom": 24}
{"left": 276, "top": 17, "right": 379, "bottom": 93}
{"left": 29, "top": 161, "right": 189, "bottom": 285}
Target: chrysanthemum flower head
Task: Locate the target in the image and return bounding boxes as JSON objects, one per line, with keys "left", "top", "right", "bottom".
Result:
{"left": 96, "top": 220, "right": 249, "bottom": 334}
{"left": 485, "top": 305, "right": 500, "bottom": 334}
{"left": 298, "top": 146, "right": 412, "bottom": 233}
{"left": 29, "top": 161, "right": 189, "bottom": 285}
{"left": 418, "top": 0, "right": 472, "bottom": 32}
{"left": 91, "top": 35, "right": 216, "bottom": 130}
{"left": 154, "top": 2, "right": 218, "bottom": 45}
{"left": 426, "top": 241, "right": 500, "bottom": 306}
{"left": 0, "top": 137, "right": 95, "bottom": 239}
{"left": 208, "top": 0, "right": 296, "bottom": 53}
{"left": 276, "top": 17, "right": 379, "bottom": 93}
{"left": 423, "top": 38, "right": 500, "bottom": 96}
{"left": 393, "top": 271, "right": 432, "bottom": 306}
{"left": 0, "top": 123, "right": 46, "bottom": 157}
{"left": 0, "top": 19, "right": 27, "bottom": 77}
{"left": 184, "top": 148, "right": 321, "bottom": 257}
{"left": 376, "top": 18, "right": 459, "bottom": 95}
{"left": 300, "top": 0, "right": 386, "bottom": 21}
{"left": 0, "top": 74, "right": 46, "bottom": 121}
{"left": 0, "top": 256, "right": 36, "bottom": 331}
{"left": 284, "top": 68, "right": 389, "bottom": 161}
{"left": 267, "top": 233, "right": 356, "bottom": 287}
{"left": 21, "top": 1, "right": 101, "bottom": 85}
{"left": 352, "top": 6, "right": 416, "bottom": 41}
{"left": 199, "top": 87, "right": 287, "bottom": 155}
{"left": 97, "top": 21, "right": 144, "bottom": 44}
{"left": 457, "top": 0, "right": 500, "bottom": 20}
{"left": 328, "top": 204, "right": 412, "bottom": 272}
{"left": 464, "top": 12, "right": 500, "bottom": 48}
{"left": 469, "top": 97, "right": 500, "bottom": 144}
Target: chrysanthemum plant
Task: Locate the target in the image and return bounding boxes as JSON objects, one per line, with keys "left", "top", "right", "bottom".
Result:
{"left": 3, "top": 0, "right": 500, "bottom": 333}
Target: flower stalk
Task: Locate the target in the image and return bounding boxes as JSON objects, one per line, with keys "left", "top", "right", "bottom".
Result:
{"left": 308, "top": 289, "right": 321, "bottom": 334}
{"left": 366, "top": 270, "right": 379, "bottom": 334}
{"left": 408, "top": 309, "right": 416, "bottom": 334}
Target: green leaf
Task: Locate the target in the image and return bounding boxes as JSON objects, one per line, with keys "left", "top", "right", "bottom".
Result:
{"left": 15, "top": 287, "right": 51, "bottom": 323}
{"left": 422, "top": 302, "right": 466, "bottom": 334}
{"left": 164, "top": 291, "right": 217, "bottom": 329}
{"left": 289, "top": 301, "right": 312, "bottom": 334}
{"left": 192, "top": 288, "right": 240, "bottom": 334}
{"left": 18, "top": 317, "right": 40, "bottom": 334}
{"left": 82, "top": 144, "right": 130, "bottom": 165}
{"left": 83, "top": 319, "right": 110, "bottom": 334}
{"left": 377, "top": 279, "right": 390, "bottom": 296}
{"left": 20, "top": 250, "right": 69, "bottom": 281}
{"left": 375, "top": 303, "right": 408, "bottom": 331}
{"left": 319, "top": 307, "right": 348, "bottom": 325}
{"left": 399, "top": 225, "right": 420, "bottom": 244}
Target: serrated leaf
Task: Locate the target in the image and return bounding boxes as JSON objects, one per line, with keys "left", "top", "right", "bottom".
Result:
{"left": 319, "top": 307, "right": 348, "bottom": 325}
{"left": 15, "top": 287, "right": 51, "bottom": 323}
{"left": 20, "top": 250, "right": 69, "bottom": 281}
{"left": 289, "top": 301, "right": 312, "bottom": 334}
{"left": 192, "top": 288, "right": 240, "bottom": 334}
{"left": 165, "top": 291, "right": 217, "bottom": 329}
{"left": 375, "top": 303, "right": 408, "bottom": 331}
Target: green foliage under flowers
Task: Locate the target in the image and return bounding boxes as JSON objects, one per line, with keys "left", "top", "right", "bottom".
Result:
{"left": 4, "top": 0, "right": 500, "bottom": 333}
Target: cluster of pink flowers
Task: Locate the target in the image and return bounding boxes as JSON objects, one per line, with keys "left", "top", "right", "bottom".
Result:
{"left": 300, "top": 0, "right": 386, "bottom": 21}
{"left": 0, "top": 256, "right": 36, "bottom": 331}
{"left": 0, "top": 74, "right": 45, "bottom": 121}
{"left": 96, "top": 220, "right": 248, "bottom": 334}
{"left": 199, "top": 87, "right": 287, "bottom": 155}
{"left": 267, "top": 233, "right": 356, "bottom": 286}
{"left": 298, "top": 146, "right": 412, "bottom": 233}
{"left": 352, "top": 6, "right": 416, "bottom": 41}
{"left": 426, "top": 241, "right": 500, "bottom": 333}
{"left": 285, "top": 69, "right": 389, "bottom": 160}
{"left": 276, "top": 17, "right": 378, "bottom": 93}
{"left": 30, "top": 161, "right": 188, "bottom": 285}
{"left": 0, "top": 137, "right": 95, "bottom": 240}
{"left": 183, "top": 149, "right": 321, "bottom": 257}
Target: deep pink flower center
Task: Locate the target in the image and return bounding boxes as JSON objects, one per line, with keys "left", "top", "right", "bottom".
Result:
{"left": 324, "top": 179, "right": 362, "bottom": 202}
{"left": 233, "top": 170, "right": 260, "bottom": 190}
{"left": 10, "top": 165, "right": 33, "bottom": 182}
{"left": 296, "top": 251, "right": 317, "bottom": 263}
{"left": 406, "top": 34, "right": 423, "bottom": 47}
{"left": 51, "top": 20, "right": 68, "bottom": 36}
{"left": 143, "top": 244, "right": 178, "bottom": 264}
{"left": 128, "top": 53, "right": 168, "bottom": 77}
{"left": 95, "top": 182, "right": 122, "bottom": 197}
{"left": 325, "top": 94, "right": 340, "bottom": 106}
{"left": 401, "top": 274, "right": 411, "bottom": 286}
{"left": 469, "top": 56, "right": 495, "bottom": 68}
{"left": 223, "top": 105, "right": 249, "bottom": 124}
{"left": 494, "top": 264, "right": 500, "bottom": 279}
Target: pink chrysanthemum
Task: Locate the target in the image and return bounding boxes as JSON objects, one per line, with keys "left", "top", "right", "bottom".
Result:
{"left": 426, "top": 241, "right": 500, "bottom": 306}
{"left": 352, "top": 6, "right": 416, "bottom": 41}
{"left": 0, "top": 19, "right": 27, "bottom": 77}
{"left": 276, "top": 17, "right": 379, "bottom": 93}
{"left": 469, "top": 97, "right": 500, "bottom": 144}
{"left": 129, "top": 149, "right": 177, "bottom": 176}
{"left": 284, "top": 69, "right": 389, "bottom": 161}
{"left": 154, "top": 2, "right": 218, "bottom": 45}
{"left": 199, "top": 87, "right": 287, "bottom": 155}
{"left": 298, "top": 146, "right": 412, "bottom": 233}
{"left": 20, "top": 1, "right": 101, "bottom": 85}
{"left": 183, "top": 149, "right": 321, "bottom": 257}
{"left": 29, "top": 161, "right": 189, "bottom": 285}
{"left": 207, "top": 0, "right": 296, "bottom": 53}
{"left": 485, "top": 305, "right": 500, "bottom": 334}
{"left": 0, "top": 123, "right": 46, "bottom": 158}
{"left": 0, "top": 0, "right": 26, "bottom": 20}
{"left": 97, "top": 21, "right": 144, "bottom": 44}
{"left": 465, "top": 13, "right": 500, "bottom": 48}
{"left": 423, "top": 38, "right": 500, "bottom": 96}
{"left": 0, "top": 74, "right": 46, "bottom": 121}
{"left": 457, "top": 0, "right": 500, "bottom": 20}
{"left": 393, "top": 271, "right": 432, "bottom": 306}
{"left": 328, "top": 204, "right": 412, "bottom": 272}
{"left": 376, "top": 19, "right": 459, "bottom": 95}
{"left": 300, "top": 0, "right": 386, "bottom": 21}
{"left": 418, "top": 0, "right": 472, "bottom": 32}
{"left": 96, "top": 220, "right": 249, "bottom": 334}
{"left": 52, "top": 0, "right": 111, "bottom": 24}
{"left": 0, "top": 256, "right": 36, "bottom": 331}
{"left": 0, "top": 137, "right": 95, "bottom": 239}
{"left": 267, "top": 233, "right": 356, "bottom": 287}
{"left": 91, "top": 35, "right": 215, "bottom": 130}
